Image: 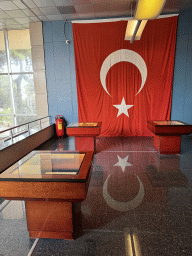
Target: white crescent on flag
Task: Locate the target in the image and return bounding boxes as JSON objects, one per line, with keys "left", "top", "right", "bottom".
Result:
{"left": 100, "top": 49, "right": 148, "bottom": 96}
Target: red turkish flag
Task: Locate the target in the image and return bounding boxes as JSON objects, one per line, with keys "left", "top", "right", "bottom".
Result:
{"left": 73, "top": 17, "right": 178, "bottom": 136}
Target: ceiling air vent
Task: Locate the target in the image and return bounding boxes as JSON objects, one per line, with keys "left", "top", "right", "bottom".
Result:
{"left": 57, "top": 6, "right": 77, "bottom": 14}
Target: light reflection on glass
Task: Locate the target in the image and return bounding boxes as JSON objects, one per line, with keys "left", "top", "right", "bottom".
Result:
{"left": 0, "top": 30, "right": 8, "bottom": 73}
{"left": 78, "top": 123, "right": 98, "bottom": 126}
{"left": 69, "top": 122, "right": 98, "bottom": 127}
{"left": 8, "top": 29, "right": 33, "bottom": 73}
{"left": 12, "top": 74, "right": 36, "bottom": 116}
{"left": 10, "top": 153, "right": 85, "bottom": 176}
{"left": 153, "top": 121, "right": 184, "bottom": 125}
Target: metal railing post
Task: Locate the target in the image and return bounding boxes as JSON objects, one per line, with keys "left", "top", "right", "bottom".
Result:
{"left": 0, "top": 116, "right": 51, "bottom": 147}
{"left": 28, "top": 124, "right": 30, "bottom": 135}
{"left": 10, "top": 129, "right": 13, "bottom": 144}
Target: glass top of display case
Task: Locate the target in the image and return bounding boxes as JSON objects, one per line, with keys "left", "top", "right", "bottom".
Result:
{"left": 0, "top": 151, "right": 93, "bottom": 182}
{"left": 67, "top": 122, "right": 101, "bottom": 127}
{"left": 152, "top": 121, "right": 185, "bottom": 125}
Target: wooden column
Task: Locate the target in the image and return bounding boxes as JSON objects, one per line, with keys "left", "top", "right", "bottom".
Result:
{"left": 25, "top": 200, "right": 74, "bottom": 240}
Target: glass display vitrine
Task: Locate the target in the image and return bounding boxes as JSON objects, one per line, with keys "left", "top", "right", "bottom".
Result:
{"left": 66, "top": 122, "right": 102, "bottom": 152}
{"left": 0, "top": 150, "right": 94, "bottom": 240}
{"left": 147, "top": 120, "right": 192, "bottom": 154}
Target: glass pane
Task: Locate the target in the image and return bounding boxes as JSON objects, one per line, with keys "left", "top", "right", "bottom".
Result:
{"left": 16, "top": 116, "right": 37, "bottom": 126}
{"left": 0, "top": 31, "right": 8, "bottom": 73}
{"left": 8, "top": 29, "right": 33, "bottom": 73}
{"left": 12, "top": 74, "right": 36, "bottom": 115}
{"left": 0, "top": 116, "right": 13, "bottom": 134}
{"left": 0, "top": 75, "right": 13, "bottom": 132}
{"left": 68, "top": 122, "right": 99, "bottom": 127}
{"left": 153, "top": 121, "right": 185, "bottom": 125}
{"left": 10, "top": 152, "right": 85, "bottom": 176}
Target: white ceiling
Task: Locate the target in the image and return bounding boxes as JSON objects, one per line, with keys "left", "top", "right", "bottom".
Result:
{"left": 0, "top": 0, "right": 192, "bottom": 30}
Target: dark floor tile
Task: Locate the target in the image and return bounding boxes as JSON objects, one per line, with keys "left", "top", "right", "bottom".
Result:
{"left": 37, "top": 137, "right": 75, "bottom": 151}
{"left": 0, "top": 237, "right": 34, "bottom": 256}
{"left": 167, "top": 187, "right": 192, "bottom": 217}
{"left": 37, "top": 138, "right": 58, "bottom": 150}
{"left": 131, "top": 202, "right": 167, "bottom": 217}
{"left": 184, "top": 215, "right": 192, "bottom": 229}
{"left": 0, "top": 220, "right": 18, "bottom": 246}
{"left": 1, "top": 136, "right": 192, "bottom": 256}
{"left": 138, "top": 231, "right": 192, "bottom": 256}
{"left": 32, "top": 231, "right": 126, "bottom": 256}
{"left": 133, "top": 213, "right": 169, "bottom": 233}
{"left": 163, "top": 215, "right": 192, "bottom": 238}
{"left": 146, "top": 165, "right": 188, "bottom": 187}
{"left": 0, "top": 198, "right": 4, "bottom": 205}
{"left": 81, "top": 212, "right": 137, "bottom": 232}
{"left": 0, "top": 219, "right": 33, "bottom": 256}
{"left": 96, "top": 136, "right": 155, "bottom": 152}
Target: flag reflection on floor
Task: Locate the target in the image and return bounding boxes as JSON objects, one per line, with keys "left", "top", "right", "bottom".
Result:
{"left": 81, "top": 151, "right": 167, "bottom": 230}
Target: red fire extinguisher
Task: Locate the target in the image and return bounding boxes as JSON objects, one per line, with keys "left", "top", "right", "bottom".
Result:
{"left": 55, "top": 115, "right": 65, "bottom": 138}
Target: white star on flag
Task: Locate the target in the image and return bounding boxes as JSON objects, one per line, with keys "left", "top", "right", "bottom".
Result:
{"left": 113, "top": 97, "right": 133, "bottom": 117}
{"left": 114, "top": 155, "right": 132, "bottom": 172}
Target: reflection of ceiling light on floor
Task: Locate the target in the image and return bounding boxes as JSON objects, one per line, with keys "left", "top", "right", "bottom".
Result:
{"left": 125, "top": 230, "right": 133, "bottom": 256}
{"left": 125, "top": 229, "right": 142, "bottom": 256}
{"left": 132, "top": 232, "right": 142, "bottom": 256}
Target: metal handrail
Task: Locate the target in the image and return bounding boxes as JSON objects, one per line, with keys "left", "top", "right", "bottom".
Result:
{"left": 4, "top": 129, "right": 29, "bottom": 142}
{"left": 0, "top": 116, "right": 51, "bottom": 134}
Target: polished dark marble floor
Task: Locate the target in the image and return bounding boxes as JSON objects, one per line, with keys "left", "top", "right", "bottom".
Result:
{"left": 0, "top": 136, "right": 192, "bottom": 255}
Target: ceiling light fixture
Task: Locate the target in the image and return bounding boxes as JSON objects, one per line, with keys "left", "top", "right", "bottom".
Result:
{"left": 125, "top": 0, "right": 166, "bottom": 43}
{"left": 124, "top": 1, "right": 147, "bottom": 44}
{"left": 134, "top": 0, "right": 167, "bottom": 20}
{"left": 124, "top": 20, "right": 147, "bottom": 43}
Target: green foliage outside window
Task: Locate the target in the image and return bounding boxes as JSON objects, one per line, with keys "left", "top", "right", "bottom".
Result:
{"left": 0, "top": 30, "right": 37, "bottom": 131}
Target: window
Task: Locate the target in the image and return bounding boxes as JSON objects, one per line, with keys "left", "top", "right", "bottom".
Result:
{"left": 0, "top": 29, "right": 36, "bottom": 132}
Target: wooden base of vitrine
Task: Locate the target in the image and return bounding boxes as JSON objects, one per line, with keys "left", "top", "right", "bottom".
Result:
{"left": 25, "top": 200, "right": 75, "bottom": 240}
{"left": 154, "top": 135, "right": 181, "bottom": 154}
{"left": 29, "top": 230, "right": 73, "bottom": 240}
